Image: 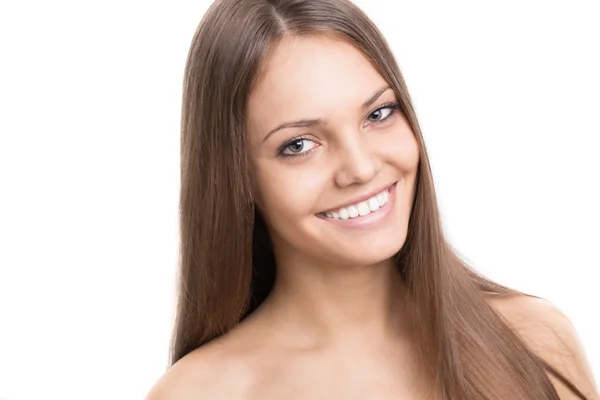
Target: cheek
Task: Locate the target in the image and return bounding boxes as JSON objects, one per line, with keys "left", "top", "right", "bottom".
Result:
{"left": 254, "top": 165, "right": 321, "bottom": 221}
{"left": 403, "top": 137, "right": 420, "bottom": 170}
{"left": 387, "top": 128, "right": 420, "bottom": 171}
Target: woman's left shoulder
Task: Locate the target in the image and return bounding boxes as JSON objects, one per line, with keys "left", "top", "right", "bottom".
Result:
{"left": 487, "top": 294, "right": 599, "bottom": 399}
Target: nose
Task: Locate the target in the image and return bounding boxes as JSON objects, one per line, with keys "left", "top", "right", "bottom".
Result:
{"left": 333, "top": 136, "right": 382, "bottom": 187}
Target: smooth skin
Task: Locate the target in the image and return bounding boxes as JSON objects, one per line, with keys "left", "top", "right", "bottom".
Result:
{"left": 147, "top": 36, "right": 599, "bottom": 399}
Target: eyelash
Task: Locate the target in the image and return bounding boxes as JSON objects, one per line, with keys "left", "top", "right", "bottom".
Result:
{"left": 276, "top": 101, "right": 401, "bottom": 159}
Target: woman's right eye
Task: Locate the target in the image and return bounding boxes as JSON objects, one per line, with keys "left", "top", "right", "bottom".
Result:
{"left": 278, "top": 138, "right": 318, "bottom": 159}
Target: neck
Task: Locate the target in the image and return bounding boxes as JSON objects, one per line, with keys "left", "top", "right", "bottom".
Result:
{"left": 259, "top": 250, "right": 411, "bottom": 350}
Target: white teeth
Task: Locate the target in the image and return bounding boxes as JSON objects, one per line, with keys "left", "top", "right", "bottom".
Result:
{"left": 339, "top": 208, "right": 349, "bottom": 220}
{"left": 322, "top": 187, "right": 391, "bottom": 220}
{"left": 376, "top": 193, "right": 385, "bottom": 207}
{"left": 357, "top": 202, "right": 370, "bottom": 216}
{"left": 347, "top": 205, "right": 359, "bottom": 218}
{"left": 368, "top": 197, "right": 379, "bottom": 212}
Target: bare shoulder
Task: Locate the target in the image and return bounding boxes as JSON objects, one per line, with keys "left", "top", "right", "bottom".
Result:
{"left": 488, "top": 294, "right": 599, "bottom": 399}
{"left": 144, "top": 336, "right": 253, "bottom": 400}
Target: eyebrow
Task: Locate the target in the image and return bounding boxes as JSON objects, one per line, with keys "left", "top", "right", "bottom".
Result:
{"left": 261, "top": 85, "right": 391, "bottom": 143}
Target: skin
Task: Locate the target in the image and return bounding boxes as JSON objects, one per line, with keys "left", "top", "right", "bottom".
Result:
{"left": 245, "top": 34, "right": 419, "bottom": 344}
{"left": 237, "top": 34, "right": 424, "bottom": 398}
{"left": 146, "top": 34, "right": 599, "bottom": 400}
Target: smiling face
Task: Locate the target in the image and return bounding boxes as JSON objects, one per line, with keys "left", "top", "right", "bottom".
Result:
{"left": 245, "top": 35, "right": 420, "bottom": 268}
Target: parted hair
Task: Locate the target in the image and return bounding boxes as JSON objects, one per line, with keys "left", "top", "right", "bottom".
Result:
{"left": 172, "top": 0, "right": 588, "bottom": 398}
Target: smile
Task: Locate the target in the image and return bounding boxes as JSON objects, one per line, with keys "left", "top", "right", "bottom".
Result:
{"left": 316, "top": 182, "right": 398, "bottom": 230}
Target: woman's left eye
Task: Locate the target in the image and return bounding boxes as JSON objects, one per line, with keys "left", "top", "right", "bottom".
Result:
{"left": 366, "top": 102, "right": 400, "bottom": 125}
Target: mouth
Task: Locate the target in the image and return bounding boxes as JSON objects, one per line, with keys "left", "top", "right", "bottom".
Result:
{"left": 316, "top": 182, "right": 397, "bottom": 221}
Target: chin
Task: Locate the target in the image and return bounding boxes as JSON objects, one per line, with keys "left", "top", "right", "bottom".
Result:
{"left": 328, "top": 230, "right": 407, "bottom": 267}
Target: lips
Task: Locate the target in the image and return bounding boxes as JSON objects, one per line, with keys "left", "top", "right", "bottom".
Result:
{"left": 315, "top": 181, "right": 398, "bottom": 229}
{"left": 317, "top": 182, "right": 397, "bottom": 215}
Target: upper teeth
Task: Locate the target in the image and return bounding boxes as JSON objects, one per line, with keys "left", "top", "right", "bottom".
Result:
{"left": 324, "top": 188, "right": 389, "bottom": 220}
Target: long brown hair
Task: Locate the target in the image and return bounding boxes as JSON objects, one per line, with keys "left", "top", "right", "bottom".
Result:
{"left": 172, "top": 0, "right": 587, "bottom": 398}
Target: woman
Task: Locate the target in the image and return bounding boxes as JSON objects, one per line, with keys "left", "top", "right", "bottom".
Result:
{"left": 147, "top": 0, "right": 598, "bottom": 398}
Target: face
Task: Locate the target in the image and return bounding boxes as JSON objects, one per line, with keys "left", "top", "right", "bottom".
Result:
{"left": 246, "top": 35, "right": 420, "bottom": 267}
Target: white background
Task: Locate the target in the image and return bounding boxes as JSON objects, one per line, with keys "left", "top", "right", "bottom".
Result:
{"left": 0, "top": 1, "right": 598, "bottom": 399}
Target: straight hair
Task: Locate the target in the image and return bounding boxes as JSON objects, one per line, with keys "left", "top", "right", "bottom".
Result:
{"left": 173, "top": 0, "right": 588, "bottom": 398}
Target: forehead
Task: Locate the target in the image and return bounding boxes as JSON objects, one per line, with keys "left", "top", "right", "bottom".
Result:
{"left": 247, "top": 35, "right": 388, "bottom": 136}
